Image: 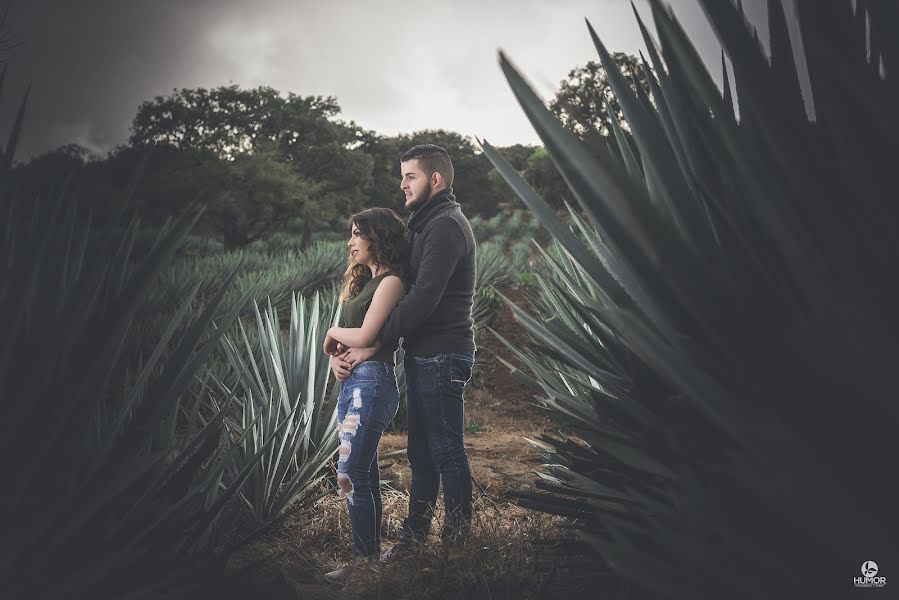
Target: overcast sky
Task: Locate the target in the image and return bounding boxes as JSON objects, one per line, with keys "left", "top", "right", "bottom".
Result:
{"left": 1, "top": 0, "right": 779, "bottom": 161}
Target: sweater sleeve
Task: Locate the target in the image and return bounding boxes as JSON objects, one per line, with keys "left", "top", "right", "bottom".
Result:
{"left": 377, "top": 218, "right": 465, "bottom": 346}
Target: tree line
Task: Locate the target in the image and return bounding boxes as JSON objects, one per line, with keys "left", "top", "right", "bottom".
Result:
{"left": 10, "top": 53, "right": 646, "bottom": 250}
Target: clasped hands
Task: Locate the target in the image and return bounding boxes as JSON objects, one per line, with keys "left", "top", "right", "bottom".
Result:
{"left": 323, "top": 328, "right": 379, "bottom": 381}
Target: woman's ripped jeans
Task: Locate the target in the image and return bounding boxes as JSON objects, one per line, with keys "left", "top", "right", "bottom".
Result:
{"left": 335, "top": 361, "right": 399, "bottom": 558}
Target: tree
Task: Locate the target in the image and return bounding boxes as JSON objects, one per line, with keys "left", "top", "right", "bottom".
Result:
{"left": 96, "top": 143, "right": 228, "bottom": 228}
{"left": 130, "top": 86, "right": 342, "bottom": 160}
{"left": 355, "top": 130, "right": 406, "bottom": 213}
{"left": 129, "top": 85, "right": 373, "bottom": 246}
{"left": 550, "top": 53, "right": 651, "bottom": 140}
{"left": 522, "top": 146, "right": 568, "bottom": 209}
{"left": 495, "top": 143, "right": 537, "bottom": 172}
{"left": 215, "top": 147, "right": 322, "bottom": 249}
{"left": 9, "top": 144, "right": 92, "bottom": 200}
{"left": 361, "top": 129, "right": 506, "bottom": 218}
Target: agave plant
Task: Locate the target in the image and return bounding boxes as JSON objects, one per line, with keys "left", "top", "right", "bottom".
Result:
{"left": 248, "top": 240, "right": 345, "bottom": 317}
{"left": 205, "top": 291, "right": 342, "bottom": 528}
{"left": 135, "top": 240, "right": 346, "bottom": 357}
{"left": 484, "top": 1, "right": 898, "bottom": 598}
{"left": 0, "top": 156, "right": 259, "bottom": 598}
{"left": 0, "top": 62, "right": 292, "bottom": 596}
{"left": 471, "top": 241, "right": 516, "bottom": 330}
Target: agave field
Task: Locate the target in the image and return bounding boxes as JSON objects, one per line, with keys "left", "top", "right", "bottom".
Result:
{"left": 2, "top": 0, "right": 896, "bottom": 598}
{"left": 0, "top": 67, "right": 538, "bottom": 593}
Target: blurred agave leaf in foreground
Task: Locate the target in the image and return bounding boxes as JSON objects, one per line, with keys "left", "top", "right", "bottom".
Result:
{"left": 484, "top": 1, "right": 899, "bottom": 598}
{"left": 0, "top": 117, "right": 254, "bottom": 598}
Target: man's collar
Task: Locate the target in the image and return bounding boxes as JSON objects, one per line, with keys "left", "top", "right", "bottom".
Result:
{"left": 408, "top": 187, "right": 455, "bottom": 232}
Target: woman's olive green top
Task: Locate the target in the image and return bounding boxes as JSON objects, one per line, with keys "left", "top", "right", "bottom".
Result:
{"left": 339, "top": 271, "right": 409, "bottom": 365}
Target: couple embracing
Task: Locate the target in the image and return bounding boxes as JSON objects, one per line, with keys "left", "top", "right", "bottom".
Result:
{"left": 321, "top": 144, "right": 477, "bottom": 582}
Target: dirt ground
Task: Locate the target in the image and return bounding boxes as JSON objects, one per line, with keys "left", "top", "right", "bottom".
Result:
{"left": 222, "top": 290, "right": 591, "bottom": 599}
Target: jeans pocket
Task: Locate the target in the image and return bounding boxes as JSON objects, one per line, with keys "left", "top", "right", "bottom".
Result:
{"left": 449, "top": 355, "right": 474, "bottom": 386}
{"left": 350, "top": 362, "right": 378, "bottom": 384}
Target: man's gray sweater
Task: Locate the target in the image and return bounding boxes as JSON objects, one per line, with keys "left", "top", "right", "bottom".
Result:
{"left": 377, "top": 187, "right": 476, "bottom": 356}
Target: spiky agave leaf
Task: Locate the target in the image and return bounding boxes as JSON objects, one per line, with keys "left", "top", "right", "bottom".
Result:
{"left": 485, "top": 1, "right": 898, "bottom": 598}
{"left": 207, "top": 290, "right": 341, "bottom": 527}
{"left": 0, "top": 170, "right": 255, "bottom": 598}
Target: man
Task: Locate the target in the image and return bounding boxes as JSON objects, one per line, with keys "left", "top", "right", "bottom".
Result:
{"left": 328, "top": 143, "right": 477, "bottom": 555}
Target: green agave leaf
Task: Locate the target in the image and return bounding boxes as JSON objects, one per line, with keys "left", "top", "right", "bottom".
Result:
{"left": 138, "top": 267, "right": 249, "bottom": 441}
{"left": 496, "top": 51, "right": 662, "bottom": 273}
{"left": 721, "top": 51, "right": 735, "bottom": 118}
{"left": 605, "top": 99, "right": 642, "bottom": 181}
{"left": 496, "top": 290, "right": 627, "bottom": 387}
{"left": 767, "top": 0, "right": 806, "bottom": 121}
{"left": 587, "top": 19, "right": 695, "bottom": 238}
{"left": 542, "top": 465, "right": 633, "bottom": 502}
{"left": 479, "top": 139, "right": 631, "bottom": 310}
{"left": 482, "top": 80, "right": 698, "bottom": 359}
{"left": 92, "top": 279, "right": 206, "bottom": 465}
{"left": 27, "top": 447, "right": 172, "bottom": 565}
{"left": 509, "top": 489, "right": 593, "bottom": 519}
{"left": 1, "top": 84, "right": 29, "bottom": 171}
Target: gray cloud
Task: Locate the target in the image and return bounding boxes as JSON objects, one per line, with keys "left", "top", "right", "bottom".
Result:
{"left": 1, "top": 0, "right": 780, "bottom": 161}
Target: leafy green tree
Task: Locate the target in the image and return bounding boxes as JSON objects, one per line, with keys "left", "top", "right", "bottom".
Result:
{"left": 9, "top": 144, "right": 92, "bottom": 202}
{"left": 522, "top": 146, "right": 568, "bottom": 209}
{"left": 92, "top": 143, "right": 226, "bottom": 231}
{"left": 354, "top": 130, "right": 405, "bottom": 213}
{"left": 130, "top": 86, "right": 339, "bottom": 159}
{"left": 129, "top": 85, "right": 373, "bottom": 246}
{"left": 361, "top": 129, "right": 506, "bottom": 218}
{"left": 550, "top": 53, "right": 651, "bottom": 139}
{"left": 215, "top": 147, "right": 323, "bottom": 249}
{"left": 495, "top": 143, "right": 537, "bottom": 172}
{"left": 98, "top": 143, "right": 327, "bottom": 249}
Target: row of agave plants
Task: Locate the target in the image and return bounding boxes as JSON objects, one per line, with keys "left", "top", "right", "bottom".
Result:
{"left": 0, "top": 55, "right": 347, "bottom": 593}
{"left": 134, "top": 204, "right": 537, "bottom": 352}
{"left": 486, "top": 0, "right": 898, "bottom": 598}
{"left": 0, "top": 59, "right": 538, "bottom": 593}
{"left": 470, "top": 211, "right": 541, "bottom": 330}
{"left": 0, "top": 120, "right": 344, "bottom": 597}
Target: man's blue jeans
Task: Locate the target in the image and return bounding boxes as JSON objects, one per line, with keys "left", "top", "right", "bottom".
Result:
{"left": 336, "top": 361, "right": 399, "bottom": 558}
{"left": 402, "top": 350, "right": 475, "bottom": 543}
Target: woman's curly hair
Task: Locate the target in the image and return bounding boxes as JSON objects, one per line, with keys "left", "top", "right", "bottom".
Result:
{"left": 340, "top": 208, "right": 410, "bottom": 301}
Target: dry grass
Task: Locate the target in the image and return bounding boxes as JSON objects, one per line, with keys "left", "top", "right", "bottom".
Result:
{"left": 226, "top": 485, "right": 564, "bottom": 599}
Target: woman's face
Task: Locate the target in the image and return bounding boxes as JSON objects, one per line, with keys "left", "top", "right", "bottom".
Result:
{"left": 347, "top": 222, "right": 372, "bottom": 265}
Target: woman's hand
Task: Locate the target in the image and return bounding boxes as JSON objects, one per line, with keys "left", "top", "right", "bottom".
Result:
{"left": 330, "top": 354, "right": 351, "bottom": 381}
{"left": 340, "top": 344, "right": 381, "bottom": 369}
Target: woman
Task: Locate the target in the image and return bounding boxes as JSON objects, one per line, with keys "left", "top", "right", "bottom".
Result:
{"left": 321, "top": 207, "right": 409, "bottom": 583}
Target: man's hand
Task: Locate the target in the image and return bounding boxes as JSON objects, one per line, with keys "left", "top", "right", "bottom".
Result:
{"left": 323, "top": 329, "right": 341, "bottom": 355}
{"left": 330, "top": 354, "right": 351, "bottom": 381}
{"left": 340, "top": 344, "right": 381, "bottom": 369}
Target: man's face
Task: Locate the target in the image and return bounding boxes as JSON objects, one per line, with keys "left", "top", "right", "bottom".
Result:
{"left": 400, "top": 159, "right": 433, "bottom": 210}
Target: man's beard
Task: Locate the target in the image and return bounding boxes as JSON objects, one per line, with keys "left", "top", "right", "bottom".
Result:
{"left": 407, "top": 181, "right": 433, "bottom": 211}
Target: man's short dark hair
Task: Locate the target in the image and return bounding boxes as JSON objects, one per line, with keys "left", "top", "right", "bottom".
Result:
{"left": 401, "top": 144, "right": 454, "bottom": 187}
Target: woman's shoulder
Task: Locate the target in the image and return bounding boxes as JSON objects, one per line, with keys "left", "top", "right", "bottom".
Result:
{"left": 375, "top": 273, "right": 409, "bottom": 292}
